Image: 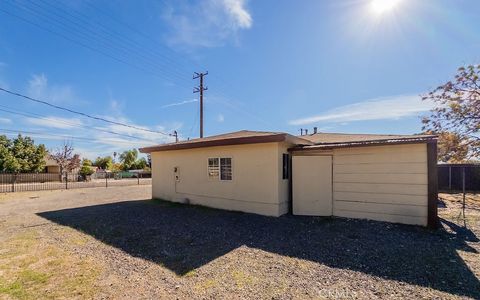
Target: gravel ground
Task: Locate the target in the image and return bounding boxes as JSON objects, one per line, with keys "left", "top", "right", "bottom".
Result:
{"left": 0, "top": 187, "right": 479, "bottom": 299}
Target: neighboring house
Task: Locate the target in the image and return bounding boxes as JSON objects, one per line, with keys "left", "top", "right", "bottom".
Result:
{"left": 94, "top": 168, "right": 111, "bottom": 179}
{"left": 44, "top": 157, "right": 61, "bottom": 173}
{"left": 43, "top": 156, "right": 80, "bottom": 174}
{"left": 140, "top": 130, "right": 438, "bottom": 228}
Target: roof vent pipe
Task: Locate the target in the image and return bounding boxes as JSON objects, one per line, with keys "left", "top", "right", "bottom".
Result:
{"left": 300, "top": 128, "right": 303, "bottom": 136}
{"left": 313, "top": 127, "right": 318, "bottom": 134}
{"left": 305, "top": 129, "right": 308, "bottom": 135}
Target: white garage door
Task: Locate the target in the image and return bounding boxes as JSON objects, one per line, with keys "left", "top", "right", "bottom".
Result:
{"left": 292, "top": 156, "right": 332, "bottom": 216}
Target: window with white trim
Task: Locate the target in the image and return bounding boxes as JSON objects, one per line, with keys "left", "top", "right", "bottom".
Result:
{"left": 220, "top": 158, "right": 232, "bottom": 180}
{"left": 208, "top": 158, "right": 219, "bottom": 179}
{"left": 208, "top": 157, "right": 232, "bottom": 181}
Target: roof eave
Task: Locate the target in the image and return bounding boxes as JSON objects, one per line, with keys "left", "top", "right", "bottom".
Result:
{"left": 288, "top": 136, "right": 437, "bottom": 152}
{"left": 139, "top": 133, "right": 295, "bottom": 153}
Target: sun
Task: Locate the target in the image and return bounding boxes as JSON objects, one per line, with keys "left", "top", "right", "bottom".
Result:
{"left": 370, "top": 0, "right": 402, "bottom": 15}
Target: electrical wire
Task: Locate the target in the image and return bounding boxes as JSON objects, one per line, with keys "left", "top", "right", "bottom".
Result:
{"left": 0, "top": 128, "right": 156, "bottom": 146}
{"left": 27, "top": 0, "right": 193, "bottom": 86}
{"left": 0, "top": 104, "right": 162, "bottom": 143}
{"left": 0, "top": 87, "right": 173, "bottom": 136}
{"left": 0, "top": 5, "right": 192, "bottom": 91}
{"left": 0, "top": 1, "right": 270, "bottom": 126}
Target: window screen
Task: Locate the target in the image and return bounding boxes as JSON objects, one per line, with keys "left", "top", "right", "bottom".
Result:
{"left": 208, "top": 158, "right": 219, "bottom": 179}
{"left": 220, "top": 158, "right": 232, "bottom": 181}
{"left": 282, "top": 153, "right": 289, "bottom": 179}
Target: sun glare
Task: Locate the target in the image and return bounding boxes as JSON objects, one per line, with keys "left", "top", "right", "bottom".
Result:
{"left": 370, "top": 0, "right": 402, "bottom": 15}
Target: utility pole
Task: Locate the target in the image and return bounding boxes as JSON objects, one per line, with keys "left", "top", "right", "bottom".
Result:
{"left": 173, "top": 130, "right": 178, "bottom": 143}
{"left": 193, "top": 71, "right": 208, "bottom": 138}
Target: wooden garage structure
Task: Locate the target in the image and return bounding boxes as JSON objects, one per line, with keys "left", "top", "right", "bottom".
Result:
{"left": 140, "top": 130, "right": 438, "bottom": 228}
{"left": 289, "top": 133, "right": 438, "bottom": 228}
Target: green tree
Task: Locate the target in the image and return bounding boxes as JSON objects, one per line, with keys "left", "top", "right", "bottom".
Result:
{"left": 0, "top": 134, "right": 46, "bottom": 173}
{"left": 79, "top": 159, "right": 94, "bottom": 178}
{"left": 82, "top": 158, "right": 93, "bottom": 166}
{"left": 134, "top": 157, "right": 148, "bottom": 170}
{"left": 93, "top": 156, "right": 113, "bottom": 170}
{"left": 422, "top": 65, "right": 480, "bottom": 160}
{"left": 119, "top": 149, "right": 138, "bottom": 170}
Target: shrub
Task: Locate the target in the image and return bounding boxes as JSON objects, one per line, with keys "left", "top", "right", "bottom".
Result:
{"left": 79, "top": 165, "right": 94, "bottom": 177}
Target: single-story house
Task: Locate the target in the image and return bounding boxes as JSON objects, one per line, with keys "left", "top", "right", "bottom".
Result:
{"left": 140, "top": 130, "right": 438, "bottom": 228}
{"left": 44, "top": 156, "right": 61, "bottom": 174}
{"left": 43, "top": 156, "right": 81, "bottom": 174}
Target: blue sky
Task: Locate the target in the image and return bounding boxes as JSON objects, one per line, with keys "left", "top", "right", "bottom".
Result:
{"left": 0, "top": 0, "right": 479, "bottom": 159}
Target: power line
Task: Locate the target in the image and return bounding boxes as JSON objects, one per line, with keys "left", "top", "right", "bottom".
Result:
{"left": 0, "top": 1, "right": 270, "bottom": 126}
{"left": 86, "top": 0, "right": 247, "bottom": 100}
{"left": 0, "top": 104, "right": 161, "bottom": 143}
{"left": 0, "top": 87, "right": 173, "bottom": 137}
{"left": 0, "top": 128, "right": 154, "bottom": 146}
{"left": 12, "top": 1, "right": 265, "bottom": 115}
{"left": 28, "top": 0, "right": 193, "bottom": 85}
{"left": 0, "top": 4, "right": 192, "bottom": 90}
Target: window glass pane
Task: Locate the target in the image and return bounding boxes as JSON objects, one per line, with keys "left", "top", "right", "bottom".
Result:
{"left": 208, "top": 158, "right": 219, "bottom": 179}
{"left": 220, "top": 158, "right": 232, "bottom": 180}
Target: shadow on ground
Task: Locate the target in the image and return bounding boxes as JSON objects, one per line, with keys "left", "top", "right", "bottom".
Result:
{"left": 38, "top": 199, "right": 480, "bottom": 298}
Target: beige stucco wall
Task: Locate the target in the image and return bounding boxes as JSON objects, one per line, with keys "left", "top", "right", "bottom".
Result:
{"left": 332, "top": 143, "right": 428, "bottom": 226}
{"left": 46, "top": 166, "right": 60, "bottom": 174}
{"left": 150, "top": 142, "right": 291, "bottom": 216}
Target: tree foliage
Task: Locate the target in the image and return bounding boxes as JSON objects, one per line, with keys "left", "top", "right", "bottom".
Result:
{"left": 49, "top": 142, "right": 81, "bottom": 173}
{"left": 134, "top": 157, "right": 148, "bottom": 170}
{"left": 425, "top": 131, "right": 469, "bottom": 163}
{"left": 422, "top": 65, "right": 480, "bottom": 160}
{"left": 119, "top": 149, "right": 149, "bottom": 170}
{"left": 119, "top": 149, "right": 138, "bottom": 170}
{"left": 93, "top": 156, "right": 113, "bottom": 170}
{"left": 82, "top": 158, "right": 93, "bottom": 167}
{"left": 0, "top": 135, "right": 46, "bottom": 173}
{"left": 79, "top": 159, "right": 94, "bottom": 177}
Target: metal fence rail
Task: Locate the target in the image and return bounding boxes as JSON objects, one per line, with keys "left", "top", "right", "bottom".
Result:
{"left": 438, "top": 164, "right": 480, "bottom": 193}
{"left": 0, "top": 172, "right": 151, "bottom": 193}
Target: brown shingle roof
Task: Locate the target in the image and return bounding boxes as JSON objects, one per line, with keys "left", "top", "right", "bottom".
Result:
{"left": 139, "top": 130, "right": 312, "bottom": 153}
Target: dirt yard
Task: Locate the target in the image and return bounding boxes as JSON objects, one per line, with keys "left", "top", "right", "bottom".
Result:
{"left": 0, "top": 187, "right": 479, "bottom": 299}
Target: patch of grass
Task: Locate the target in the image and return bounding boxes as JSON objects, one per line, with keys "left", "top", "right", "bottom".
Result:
{"left": 0, "top": 228, "right": 102, "bottom": 299}
{"left": 183, "top": 270, "right": 196, "bottom": 278}
{"left": 18, "top": 269, "right": 49, "bottom": 284}
{"left": 0, "top": 270, "right": 49, "bottom": 299}
{"left": 195, "top": 279, "right": 217, "bottom": 291}
{"left": 0, "top": 280, "right": 27, "bottom": 299}
{"left": 231, "top": 270, "right": 255, "bottom": 287}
